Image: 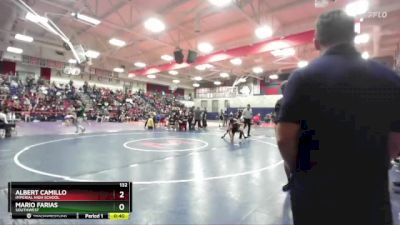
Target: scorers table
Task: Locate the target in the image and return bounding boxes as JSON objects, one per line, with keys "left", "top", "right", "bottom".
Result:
{"left": 8, "top": 182, "right": 132, "bottom": 220}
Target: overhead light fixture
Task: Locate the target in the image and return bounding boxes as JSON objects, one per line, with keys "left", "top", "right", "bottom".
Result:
{"left": 147, "top": 74, "right": 157, "bottom": 79}
{"left": 161, "top": 54, "right": 174, "bottom": 61}
{"left": 128, "top": 73, "right": 136, "bottom": 78}
{"left": 269, "top": 74, "right": 279, "bottom": 80}
{"left": 220, "top": 72, "right": 229, "bottom": 78}
{"left": 197, "top": 42, "right": 214, "bottom": 53}
{"left": 113, "top": 67, "right": 124, "bottom": 73}
{"left": 208, "top": 0, "right": 232, "bottom": 7}
{"left": 255, "top": 26, "right": 273, "bottom": 39}
{"left": 194, "top": 76, "right": 203, "bottom": 81}
{"left": 195, "top": 64, "right": 213, "bottom": 71}
{"left": 230, "top": 58, "right": 242, "bottom": 65}
{"left": 172, "top": 79, "right": 180, "bottom": 84}
{"left": 361, "top": 51, "right": 369, "bottom": 59}
{"left": 193, "top": 83, "right": 200, "bottom": 87}
{"left": 72, "top": 12, "right": 101, "bottom": 25}
{"left": 7, "top": 46, "right": 23, "bottom": 54}
{"left": 109, "top": 38, "right": 126, "bottom": 47}
{"left": 134, "top": 62, "right": 146, "bottom": 68}
{"left": 68, "top": 59, "right": 77, "bottom": 64}
{"left": 238, "top": 78, "right": 247, "bottom": 83}
{"left": 85, "top": 50, "right": 100, "bottom": 59}
{"left": 25, "top": 12, "right": 48, "bottom": 23}
{"left": 271, "top": 48, "right": 296, "bottom": 57}
{"left": 144, "top": 17, "right": 165, "bottom": 33}
{"left": 297, "top": 61, "right": 309, "bottom": 68}
{"left": 345, "top": 0, "right": 369, "bottom": 17}
{"left": 15, "top": 34, "right": 33, "bottom": 42}
{"left": 214, "top": 81, "right": 222, "bottom": 85}
{"left": 354, "top": 33, "right": 370, "bottom": 44}
{"left": 354, "top": 22, "right": 361, "bottom": 34}
{"left": 169, "top": 70, "right": 178, "bottom": 75}
{"left": 252, "top": 67, "right": 263, "bottom": 74}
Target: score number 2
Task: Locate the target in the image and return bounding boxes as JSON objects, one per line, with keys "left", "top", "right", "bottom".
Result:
{"left": 117, "top": 191, "right": 125, "bottom": 211}
{"left": 118, "top": 183, "right": 128, "bottom": 211}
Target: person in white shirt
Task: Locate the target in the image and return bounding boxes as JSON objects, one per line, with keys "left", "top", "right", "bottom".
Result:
{"left": 242, "top": 104, "right": 252, "bottom": 137}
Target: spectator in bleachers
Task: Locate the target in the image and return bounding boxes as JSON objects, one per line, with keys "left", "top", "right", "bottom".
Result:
{"left": 0, "top": 73, "right": 186, "bottom": 125}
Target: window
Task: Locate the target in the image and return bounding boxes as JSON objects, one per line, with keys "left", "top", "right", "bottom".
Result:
{"left": 201, "top": 100, "right": 208, "bottom": 109}
{"left": 224, "top": 100, "right": 230, "bottom": 108}
{"left": 212, "top": 100, "right": 219, "bottom": 112}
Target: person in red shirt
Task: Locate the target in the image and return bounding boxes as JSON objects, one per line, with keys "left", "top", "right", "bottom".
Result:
{"left": 252, "top": 113, "right": 261, "bottom": 126}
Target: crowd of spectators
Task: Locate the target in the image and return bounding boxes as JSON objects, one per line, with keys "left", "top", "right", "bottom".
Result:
{"left": 0, "top": 74, "right": 185, "bottom": 123}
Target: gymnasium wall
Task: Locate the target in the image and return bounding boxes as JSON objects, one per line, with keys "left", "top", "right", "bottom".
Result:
{"left": 194, "top": 95, "right": 282, "bottom": 119}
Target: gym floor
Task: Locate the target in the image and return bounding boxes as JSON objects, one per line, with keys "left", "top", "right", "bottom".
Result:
{"left": 1, "top": 122, "right": 399, "bottom": 225}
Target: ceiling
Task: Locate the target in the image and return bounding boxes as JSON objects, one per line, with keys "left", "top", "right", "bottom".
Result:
{"left": 0, "top": 0, "right": 399, "bottom": 89}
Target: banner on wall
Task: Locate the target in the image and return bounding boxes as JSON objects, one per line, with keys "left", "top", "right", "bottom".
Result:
{"left": 253, "top": 79, "right": 261, "bottom": 95}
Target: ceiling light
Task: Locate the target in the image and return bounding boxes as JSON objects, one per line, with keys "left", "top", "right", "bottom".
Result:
{"left": 267, "top": 41, "right": 290, "bottom": 50}
{"left": 134, "top": 62, "right": 146, "bottom": 68}
{"left": 128, "top": 73, "right": 136, "bottom": 78}
{"left": 361, "top": 51, "right": 369, "bottom": 59}
{"left": 194, "top": 76, "right": 203, "bottom": 81}
{"left": 109, "top": 38, "right": 126, "bottom": 47}
{"left": 25, "top": 12, "right": 48, "bottom": 23}
{"left": 297, "top": 61, "right": 309, "bottom": 68}
{"left": 172, "top": 79, "right": 180, "bottom": 84}
{"left": 68, "top": 59, "right": 77, "bottom": 64}
{"left": 238, "top": 78, "right": 247, "bottom": 83}
{"left": 255, "top": 26, "right": 273, "bottom": 39}
{"left": 197, "top": 42, "right": 214, "bottom": 53}
{"left": 252, "top": 67, "right": 263, "bottom": 74}
{"left": 271, "top": 48, "right": 296, "bottom": 57}
{"left": 230, "top": 58, "right": 242, "bottom": 65}
{"left": 73, "top": 13, "right": 101, "bottom": 25}
{"left": 354, "top": 33, "right": 370, "bottom": 44}
{"left": 169, "top": 70, "right": 178, "bottom": 75}
{"left": 345, "top": 0, "right": 369, "bottom": 17}
{"left": 7, "top": 47, "right": 23, "bottom": 54}
{"left": 220, "top": 72, "right": 229, "bottom": 78}
{"left": 113, "top": 67, "right": 124, "bottom": 73}
{"left": 147, "top": 74, "right": 156, "bottom": 79}
{"left": 15, "top": 34, "right": 33, "bottom": 42}
{"left": 144, "top": 18, "right": 165, "bottom": 33}
{"left": 85, "top": 50, "right": 100, "bottom": 59}
{"left": 193, "top": 83, "right": 200, "bottom": 87}
{"left": 354, "top": 22, "right": 361, "bottom": 34}
{"left": 161, "top": 54, "right": 174, "bottom": 61}
{"left": 208, "top": 0, "right": 232, "bottom": 7}
{"left": 195, "top": 64, "right": 213, "bottom": 71}
{"left": 214, "top": 81, "right": 222, "bottom": 85}
{"left": 269, "top": 74, "right": 279, "bottom": 80}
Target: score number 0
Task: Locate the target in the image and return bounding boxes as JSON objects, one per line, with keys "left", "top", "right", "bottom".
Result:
{"left": 118, "top": 183, "right": 128, "bottom": 211}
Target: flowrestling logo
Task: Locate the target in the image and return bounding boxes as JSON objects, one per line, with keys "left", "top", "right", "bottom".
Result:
{"left": 366, "top": 11, "right": 388, "bottom": 19}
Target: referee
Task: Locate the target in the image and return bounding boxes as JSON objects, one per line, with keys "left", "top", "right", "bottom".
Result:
{"left": 242, "top": 104, "right": 252, "bottom": 137}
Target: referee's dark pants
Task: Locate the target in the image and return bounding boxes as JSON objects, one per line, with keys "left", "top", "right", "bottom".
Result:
{"left": 243, "top": 118, "right": 251, "bottom": 136}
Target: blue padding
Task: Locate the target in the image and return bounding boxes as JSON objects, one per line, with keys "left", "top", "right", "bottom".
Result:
{"left": 207, "top": 112, "right": 219, "bottom": 120}
{"left": 206, "top": 108, "right": 274, "bottom": 120}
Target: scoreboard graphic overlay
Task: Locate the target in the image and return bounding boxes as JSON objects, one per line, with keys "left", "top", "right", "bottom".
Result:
{"left": 8, "top": 182, "right": 132, "bottom": 220}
